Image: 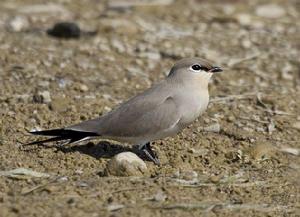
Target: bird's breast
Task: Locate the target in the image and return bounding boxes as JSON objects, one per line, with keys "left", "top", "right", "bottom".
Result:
{"left": 177, "top": 90, "right": 209, "bottom": 126}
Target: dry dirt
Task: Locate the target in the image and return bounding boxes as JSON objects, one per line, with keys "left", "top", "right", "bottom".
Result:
{"left": 0, "top": 0, "right": 300, "bottom": 216}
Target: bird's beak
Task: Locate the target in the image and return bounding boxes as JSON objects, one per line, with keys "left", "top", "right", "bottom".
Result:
{"left": 209, "top": 66, "right": 223, "bottom": 73}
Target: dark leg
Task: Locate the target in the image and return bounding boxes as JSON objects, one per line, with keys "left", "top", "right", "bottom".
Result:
{"left": 139, "top": 142, "right": 160, "bottom": 165}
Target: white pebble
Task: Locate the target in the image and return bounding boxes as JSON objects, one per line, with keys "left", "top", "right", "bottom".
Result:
{"left": 255, "top": 4, "right": 286, "bottom": 19}
{"left": 7, "top": 16, "right": 29, "bottom": 32}
{"left": 203, "top": 123, "right": 221, "bottom": 133}
{"left": 106, "top": 152, "right": 147, "bottom": 176}
{"left": 236, "top": 13, "right": 252, "bottom": 26}
{"left": 39, "top": 91, "right": 51, "bottom": 103}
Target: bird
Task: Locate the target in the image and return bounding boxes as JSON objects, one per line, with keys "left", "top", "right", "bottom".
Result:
{"left": 27, "top": 57, "right": 222, "bottom": 165}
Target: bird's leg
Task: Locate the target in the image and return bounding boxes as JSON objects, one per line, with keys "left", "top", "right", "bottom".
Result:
{"left": 139, "top": 142, "right": 160, "bottom": 165}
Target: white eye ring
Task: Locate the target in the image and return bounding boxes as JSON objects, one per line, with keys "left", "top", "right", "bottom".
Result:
{"left": 190, "top": 64, "right": 202, "bottom": 72}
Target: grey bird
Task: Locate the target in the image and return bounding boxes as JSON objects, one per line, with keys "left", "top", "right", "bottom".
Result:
{"left": 27, "top": 58, "right": 222, "bottom": 165}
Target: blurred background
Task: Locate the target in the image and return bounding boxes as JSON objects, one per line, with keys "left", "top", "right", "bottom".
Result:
{"left": 0, "top": 0, "right": 299, "bottom": 216}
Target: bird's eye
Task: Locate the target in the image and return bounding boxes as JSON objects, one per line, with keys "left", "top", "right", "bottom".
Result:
{"left": 191, "top": 64, "right": 201, "bottom": 71}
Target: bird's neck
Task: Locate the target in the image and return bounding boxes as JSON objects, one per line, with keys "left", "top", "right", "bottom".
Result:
{"left": 167, "top": 75, "right": 209, "bottom": 93}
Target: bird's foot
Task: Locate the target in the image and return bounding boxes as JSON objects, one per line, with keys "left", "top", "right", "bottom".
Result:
{"left": 139, "top": 142, "right": 160, "bottom": 166}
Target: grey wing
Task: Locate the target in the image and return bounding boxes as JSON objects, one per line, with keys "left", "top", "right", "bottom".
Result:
{"left": 67, "top": 93, "right": 181, "bottom": 138}
{"left": 99, "top": 96, "right": 181, "bottom": 138}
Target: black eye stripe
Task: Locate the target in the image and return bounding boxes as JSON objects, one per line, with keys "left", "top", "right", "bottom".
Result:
{"left": 191, "top": 64, "right": 209, "bottom": 72}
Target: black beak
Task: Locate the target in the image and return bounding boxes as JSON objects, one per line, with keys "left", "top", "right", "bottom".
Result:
{"left": 209, "top": 66, "right": 223, "bottom": 73}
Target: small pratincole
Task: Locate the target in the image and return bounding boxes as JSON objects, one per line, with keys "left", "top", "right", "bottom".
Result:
{"left": 27, "top": 58, "right": 222, "bottom": 165}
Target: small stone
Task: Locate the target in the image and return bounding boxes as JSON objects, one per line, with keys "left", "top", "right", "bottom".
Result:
{"left": 7, "top": 16, "right": 29, "bottom": 32}
{"left": 107, "top": 204, "right": 125, "bottom": 212}
{"left": 108, "top": 0, "right": 174, "bottom": 10}
{"left": 111, "top": 39, "right": 126, "bottom": 53}
{"left": 40, "top": 91, "right": 51, "bottom": 103}
{"left": 236, "top": 13, "right": 252, "bottom": 26}
{"left": 50, "top": 96, "right": 69, "bottom": 112}
{"left": 15, "top": 94, "right": 30, "bottom": 103}
{"left": 203, "top": 123, "right": 221, "bottom": 133}
{"left": 152, "top": 191, "right": 167, "bottom": 202}
{"left": 105, "top": 152, "right": 147, "bottom": 177}
{"left": 292, "top": 122, "right": 300, "bottom": 130}
{"left": 281, "top": 63, "right": 294, "bottom": 80}
{"left": 267, "top": 120, "right": 276, "bottom": 134}
{"left": 18, "top": 3, "right": 69, "bottom": 15}
{"left": 255, "top": 4, "right": 286, "bottom": 19}
{"left": 188, "top": 148, "right": 209, "bottom": 156}
{"left": 77, "top": 182, "right": 88, "bottom": 187}
{"left": 57, "top": 176, "right": 68, "bottom": 182}
{"left": 75, "top": 169, "right": 83, "bottom": 175}
{"left": 222, "top": 4, "right": 235, "bottom": 15}
{"left": 181, "top": 170, "right": 198, "bottom": 181}
{"left": 58, "top": 78, "right": 72, "bottom": 88}
{"left": 73, "top": 83, "right": 89, "bottom": 92}
{"left": 280, "top": 147, "right": 299, "bottom": 156}
{"left": 38, "top": 81, "right": 50, "bottom": 88}
{"left": 100, "top": 19, "right": 138, "bottom": 35}
{"left": 76, "top": 59, "right": 96, "bottom": 70}
{"left": 34, "top": 91, "right": 51, "bottom": 104}
{"left": 248, "top": 143, "right": 275, "bottom": 161}
{"left": 47, "top": 22, "right": 81, "bottom": 39}
{"left": 241, "top": 39, "right": 252, "bottom": 49}
{"left": 79, "top": 84, "right": 89, "bottom": 92}
{"left": 209, "top": 175, "right": 222, "bottom": 183}
{"left": 139, "top": 51, "right": 161, "bottom": 61}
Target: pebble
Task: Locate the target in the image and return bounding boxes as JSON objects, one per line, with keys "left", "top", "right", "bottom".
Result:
{"left": 292, "top": 122, "right": 300, "bottom": 130}
{"left": 7, "top": 16, "right": 29, "bottom": 32}
{"left": 73, "top": 83, "right": 89, "bottom": 92}
{"left": 38, "top": 81, "right": 50, "bottom": 88}
{"left": 105, "top": 152, "right": 148, "bottom": 176}
{"left": 138, "top": 51, "right": 161, "bottom": 61}
{"left": 108, "top": 0, "right": 174, "bottom": 10}
{"left": 41, "top": 91, "right": 51, "bottom": 103}
{"left": 281, "top": 63, "right": 294, "bottom": 80}
{"left": 152, "top": 191, "right": 167, "bottom": 202}
{"left": 18, "top": 3, "right": 70, "bottom": 15}
{"left": 267, "top": 121, "right": 276, "bottom": 134}
{"left": 34, "top": 91, "right": 51, "bottom": 104}
{"left": 111, "top": 39, "right": 126, "bottom": 53}
{"left": 77, "top": 182, "right": 89, "bottom": 187}
{"left": 107, "top": 204, "right": 125, "bottom": 212}
{"left": 76, "top": 59, "right": 96, "bottom": 70}
{"left": 50, "top": 96, "right": 69, "bottom": 112}
{"left": 79, "top": 84, "right": 89, "bottom": 92}
{"left": 181, "top": 170, "right": 198, "bottom": 181}
{"left": 235, "top": 13, "right": 252, "bottom": 26}
{"left": 255, "top": 4, "right": 286, "bottom": 19}
{"left": 280, "top": 147, "right": 299, "bottom": 156}
{"left": 209, "top": 175, "right": 222, "bottom": 183}
{"left": 100, "top": 19, "right": 138, "bottom": 35}
{"left": 188, "top": 148, "right": 209, "bottom": 157}
{"left": 248, "top": 143, "right": 275, "bottom": 161}
{"left": 203, "top": 123, "right": 221, "bottom": 133}
{"left": 47, "top": 22, "right": 81, "bottom": 39}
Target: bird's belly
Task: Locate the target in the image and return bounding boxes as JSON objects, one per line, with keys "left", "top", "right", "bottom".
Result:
{"left": 107, "top": 124, "right": 181, "bottom": 145}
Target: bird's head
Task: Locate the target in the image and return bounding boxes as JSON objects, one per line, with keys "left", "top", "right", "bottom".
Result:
{"left": 167, "top": 57, "right": 222, "bottom": 86}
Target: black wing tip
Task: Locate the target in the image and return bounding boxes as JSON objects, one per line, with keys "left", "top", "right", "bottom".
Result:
{"left": 24, "top": 136, "right": 65, "bottom": 146}
{"left": 28, "top": 128, "right": 66, "bottom": 136}
{"left": 25, "top": 128, "right": 100, "bottom": 146}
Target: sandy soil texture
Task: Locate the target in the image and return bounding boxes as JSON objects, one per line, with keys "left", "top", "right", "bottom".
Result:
{"left": 0, "top": 0, "right": 299, "bottom": 216}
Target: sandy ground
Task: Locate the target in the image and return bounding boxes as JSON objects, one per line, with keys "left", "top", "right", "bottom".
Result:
{"left": 0, "top": 0, "right": 299, "bottom": 216}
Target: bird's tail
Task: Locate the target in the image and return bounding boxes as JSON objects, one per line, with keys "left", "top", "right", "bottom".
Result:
{"left": 26, "top": 129, "right": 99, "bottom": 146}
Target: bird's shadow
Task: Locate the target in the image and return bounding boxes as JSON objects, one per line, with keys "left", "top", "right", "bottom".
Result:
{"left": 58, "top": 141, "right": 135, "bottom": 159}
{"left": 24, "top": 140, "right": 148, "bottom": 161}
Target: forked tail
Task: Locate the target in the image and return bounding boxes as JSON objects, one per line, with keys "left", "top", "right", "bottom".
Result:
{"left": 26, "top": 129, "right": 99, "bottom": 145}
